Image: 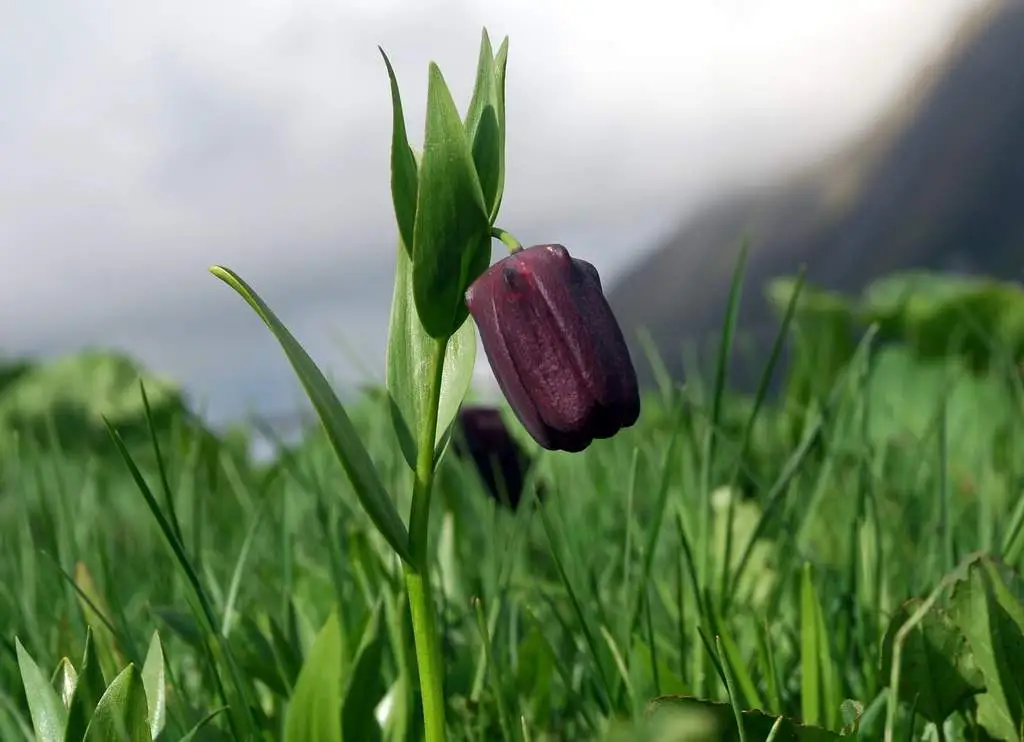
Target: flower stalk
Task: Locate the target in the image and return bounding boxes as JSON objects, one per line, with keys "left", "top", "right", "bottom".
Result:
{"left": 405, "top": 335, "right": 449, "bottom": 741}
{"left": 491, "top": 226, "right": 522, "bottom": 253}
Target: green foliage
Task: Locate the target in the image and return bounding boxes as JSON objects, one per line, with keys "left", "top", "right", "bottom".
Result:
{"left": 209, "top": 264, "right": 412, "bottom": 565}
{"left": 14, "top": 628, "right": 171, "bottom": 742}
{"left": 5, "top": 264, "right": 1024, "bottom": 741}
{"left": 385, "top": 238, "right": 477, "bottom": 471}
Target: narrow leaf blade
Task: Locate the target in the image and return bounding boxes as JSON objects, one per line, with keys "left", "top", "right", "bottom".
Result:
{"left": 210, "top": 265, "right": 411, "bottom": 564}
{"left": 379, "top": 48, "right": 419, "bottom": 253}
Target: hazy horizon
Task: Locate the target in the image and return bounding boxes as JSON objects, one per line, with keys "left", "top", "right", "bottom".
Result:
{"left": 1, "top": 0, "right": 984, "bottom": 425}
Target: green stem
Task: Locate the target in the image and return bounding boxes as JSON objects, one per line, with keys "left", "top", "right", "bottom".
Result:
{"left": 405, "top": 335, "right": 449, "bottom": 742}
{"left": 490, "top": 226, "right": 522, "bottom": 253}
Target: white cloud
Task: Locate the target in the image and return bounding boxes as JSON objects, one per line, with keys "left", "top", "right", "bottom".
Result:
{"left": 0, "top": 0, "right": 982, "bottom": 420}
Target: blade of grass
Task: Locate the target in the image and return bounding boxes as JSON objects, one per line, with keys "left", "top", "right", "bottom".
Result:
{"left": 103, "top": 418, "right": 258, "bottom": 739}
{"left": 719, "top": 266, "right": 806, "bottom": 612}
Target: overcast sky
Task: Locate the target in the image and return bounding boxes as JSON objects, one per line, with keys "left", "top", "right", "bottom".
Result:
{"left": 1, "top": 0, "right": 983, "bottom": 426}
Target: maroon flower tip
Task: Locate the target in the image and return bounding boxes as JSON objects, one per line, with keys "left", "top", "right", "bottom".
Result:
{"left": 465, "top": 243, "right": 641, "bottom": 453}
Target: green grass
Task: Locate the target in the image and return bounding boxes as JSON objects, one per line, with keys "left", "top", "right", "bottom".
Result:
{"left": 4, "top": 267, "right": 1024, "bottom": 741}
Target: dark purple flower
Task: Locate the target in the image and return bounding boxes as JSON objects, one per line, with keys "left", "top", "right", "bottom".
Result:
{"left": 464, "top": 243, "right": 640, "bottom": 452}
{"left": 451, "top": 405, "right": 540, "bottom": 510}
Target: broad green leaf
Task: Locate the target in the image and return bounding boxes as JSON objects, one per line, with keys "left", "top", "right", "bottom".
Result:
{"left": 141, "top": 632, "right": 166, "bottom": 740}
{"left": 341, "top": 602, "right": 387, "bottom": 742}
{"left": 50, "top": 659, "right": 78, "bottom": 710}
{"left": 210, "top": 266, "right": 412, "bottom": 564}
{"left": 64, "top": 629, "right": 109, "bottom": 742}
{"left": 386, "top": 238, "right": 477, "bottom": 470}
{"left": 411, "top": 63, "right": 491, "bottom": 339}
{"left": 16, "top": 638, "right": 67, "bottom": 742}
{"left": 379, "top": 48, "right": 419, "bottom": 255}
{"left": 951, "top": 560, "right": 1024, "bottom": 741}
{"left": 463, "top": 29, "right": 502, "bottom": 217}
{"left": 879, "top": 598, "right": 980, "bottom": 723}
{"left": 283, "top": 610, "right": 345, "bottom": 742}
{"left": 83, "top": 664, "right": 150, "bottom": 742}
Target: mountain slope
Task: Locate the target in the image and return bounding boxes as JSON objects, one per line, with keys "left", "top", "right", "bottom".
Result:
{"left": 608, "top": 0, "right": 1024, "bottom": 389}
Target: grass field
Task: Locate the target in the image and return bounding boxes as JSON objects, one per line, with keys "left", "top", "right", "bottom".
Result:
{"left": 3, "top": 268, "right": 1024, "bottom": 741}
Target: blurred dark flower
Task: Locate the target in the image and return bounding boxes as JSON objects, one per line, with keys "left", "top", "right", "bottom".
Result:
{"left": 465, "top": 243, "right": 640, "bottom": 452}
{"left": 451, "top": 405, "right": 540, "bottom": 510}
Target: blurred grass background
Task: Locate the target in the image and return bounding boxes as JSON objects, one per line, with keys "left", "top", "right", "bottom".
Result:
{"left": 3, "top": 266, "right": 1024, "bottom": 741}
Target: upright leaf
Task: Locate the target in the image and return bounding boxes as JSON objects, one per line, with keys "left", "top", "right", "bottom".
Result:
{"left": 470, "top": 108, "right": 501, "bottom": 221}
{"left": 284, "top": 611, "right": 345, "bottom": 742}
{"left": 463, "top": 29, "right": 497, "bottom": 144}
{"left": 16, "top": 639, "right": 67, "bottom": 742}
{"left": 463, "top": 30, "right": 502, "bottom": 217}
{"left": 386, "top": 238, "right": 477, "bottom": 469}
{"left": 82, "top": 665, "right": 151, "bottom": 742}
{"left": 411, "top": 63, "right": 491, "bottom": 339}
{"left": 210, "top": 266, "right": 412, "bottom": 564}
{"left": 379, "top": 48, "right": 419, "bottom": 254}
{"left": 490, "top": 36, "right": 510, "bottom": 222}
{"left": 64, "top": 629, "right": 109, "bottom": 742}
{"left": 141, "top": 632, "right": 167, "bottom": 740}
{"left": 51, "top": 659, "right": 78, "bottom": 710}
{"left": 799, "top": 564, "right": 839, "bottom": 731}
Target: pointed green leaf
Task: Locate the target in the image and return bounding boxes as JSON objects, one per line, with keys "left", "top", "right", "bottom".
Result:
{"left": 463, "top": 29, "right": 497, "bottom": 143}
{"left": 83, "top": 664, "right": 150, "bottom": 742}
{"left": 50, "top": 659, "right": 78, "bottom": 710}
{"left": 411, "top": 63, "right": 491, "bottom": 339}
{"left": 64, "top": 629, "right": 109, "bottom": 742}
{"left": 141, "top": 632, "right": 166, "bottom": 740}
{"left": 283, "top": 610, "right": 345, "bottom": 742}
{"left": 386, "top": 238, "right": 477, "bottom": 469}
{"left": 210, "top": 266, "right": 411, "bottom": 564}
{"left": 463, "top": 30, "right": 502, "bottom": 217}
{"left": 16, "top": 638, "right": 67, "bottom": 742}
{"left": 379, "top": 48, "right": 419, "bottom": 254}
{"left": 490, "top": 36, "right": 509, "bottom": 222}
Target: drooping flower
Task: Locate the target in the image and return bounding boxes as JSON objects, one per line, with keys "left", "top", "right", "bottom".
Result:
{"left": 465, "top": 243, "right": 640, "bottom": 452}
{"left": 450, "top": 405, "right": 540, "bottom": 510}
